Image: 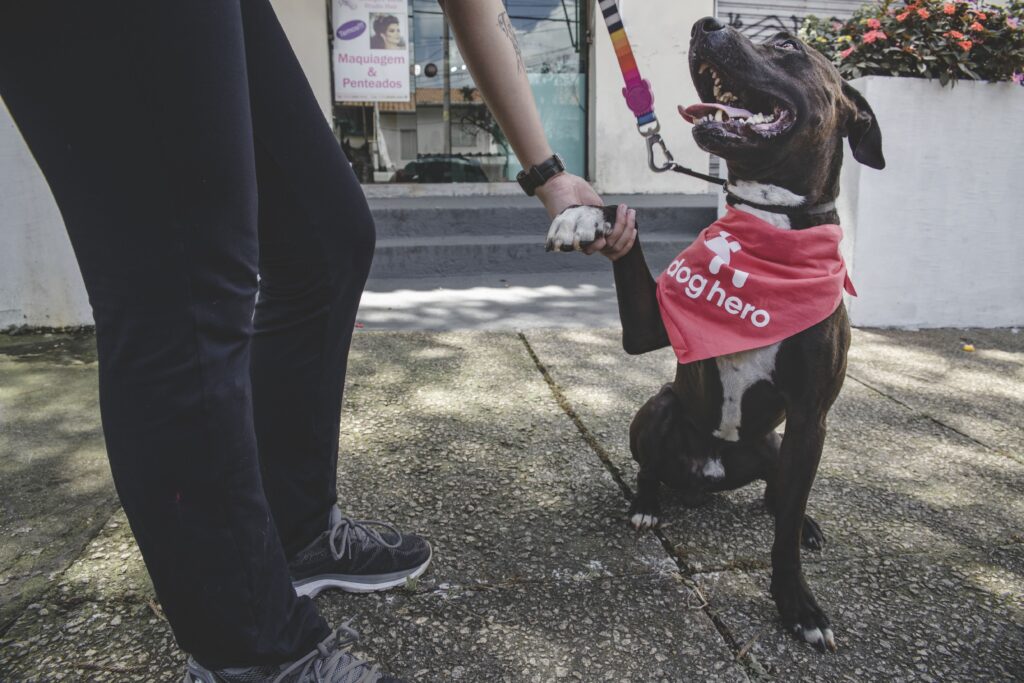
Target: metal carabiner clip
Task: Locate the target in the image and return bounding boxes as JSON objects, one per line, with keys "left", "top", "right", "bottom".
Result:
{"left": 645, "top": 132, "right": 675, "bottom": 173}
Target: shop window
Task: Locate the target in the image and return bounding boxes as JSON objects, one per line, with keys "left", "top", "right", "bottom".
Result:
{"left": 331, "top": 0, "right": 587, "bottom": 185}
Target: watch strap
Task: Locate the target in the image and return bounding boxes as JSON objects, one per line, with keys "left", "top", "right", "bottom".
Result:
{"left": 517, "top": 154, "right": 565, "bottom": 196}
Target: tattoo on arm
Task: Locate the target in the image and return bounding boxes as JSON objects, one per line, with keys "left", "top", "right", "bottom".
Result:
{"left": 497, "top": 11, "right": 524, "bottom": 74}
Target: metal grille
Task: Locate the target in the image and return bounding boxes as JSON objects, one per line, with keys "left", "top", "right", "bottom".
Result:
{"left": 715, "top": 0, "right": 862, "bottom": 43}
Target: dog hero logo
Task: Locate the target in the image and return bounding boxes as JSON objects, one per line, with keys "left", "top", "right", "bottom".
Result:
{"left": 664, "top": 232, "right": 770, "bottom": 328}
{"left": 703, "top": 231, "right": 749, "bottom": 288}
{"left": 336, "top": 20, "right": 366, "bottom": 40}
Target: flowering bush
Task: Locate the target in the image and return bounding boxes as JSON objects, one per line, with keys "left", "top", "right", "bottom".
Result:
{"left": 800, "top": 1, "right": 1024, "bottom": 85}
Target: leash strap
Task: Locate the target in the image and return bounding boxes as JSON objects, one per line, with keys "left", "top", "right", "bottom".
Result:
{"left": 600, "top": 0, "right": 656, "bottom": 127}
{"left": 599, "top": 0, "right": 725, "bottom": 185}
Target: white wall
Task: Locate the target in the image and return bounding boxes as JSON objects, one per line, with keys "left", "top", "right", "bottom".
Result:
{"left": 269, "top": 0, "right": 333, "bottom": 123}
{"left": 0, "top": 104, "right": 91, "bottom": 329}
{"left": 592, "top": 0, "right": 715, "bottom": 194}
{"left": 839, "top": 77, "right": 1024, "bottom": 328}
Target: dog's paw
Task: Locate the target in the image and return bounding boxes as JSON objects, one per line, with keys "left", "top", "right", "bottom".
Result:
{"left": 801, "top": 515, "right": 826, "bottom": 551}
{"left": 772, "top": 572, "right": 837, "bottom": 653}
{"left": 628, "top": 498, "right": 661, "bottom": 531}
{"left": 629, "top": 512, "right": 659, "bottom": 530}
{"left": 545, "top": 206, "right": 610, "bottom": 252}
{"left": 792, "top": 621, "right": 836, "bottom": 653}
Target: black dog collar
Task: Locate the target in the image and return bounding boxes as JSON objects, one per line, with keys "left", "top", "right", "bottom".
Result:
{"left": 724, "top": 183, "right": 836, "bottom": 217}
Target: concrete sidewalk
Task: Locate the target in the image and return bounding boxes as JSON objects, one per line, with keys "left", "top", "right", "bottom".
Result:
{"left": 1, "top": 327, "right": 1022, "bottom": 681}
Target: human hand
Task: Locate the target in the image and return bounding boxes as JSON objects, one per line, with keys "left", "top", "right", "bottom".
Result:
{"left": 535, "top": 172, "right": 601, "bottom": 218}
{"left": 536, "top": 173, "right": 637, "bottom": 261}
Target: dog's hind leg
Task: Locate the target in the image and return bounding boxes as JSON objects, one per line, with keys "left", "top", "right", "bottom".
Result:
{"left": 627, "top": 385, "right": 688, "bottom": 530}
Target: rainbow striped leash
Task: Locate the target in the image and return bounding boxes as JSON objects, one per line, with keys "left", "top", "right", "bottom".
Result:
{"left": 600, "top": 0, "right": 656, "bottom": 128}
{"left": 599, "top": 0, "right": 725, "bottom": 184}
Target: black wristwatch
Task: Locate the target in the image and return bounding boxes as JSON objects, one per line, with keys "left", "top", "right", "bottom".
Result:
{"left": 516, "top": 154, "right": 565, "bottom": 196}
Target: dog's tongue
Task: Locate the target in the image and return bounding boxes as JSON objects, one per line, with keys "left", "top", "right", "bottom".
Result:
{"left": 679, "top": 103, "right": 753, "bottom": 124}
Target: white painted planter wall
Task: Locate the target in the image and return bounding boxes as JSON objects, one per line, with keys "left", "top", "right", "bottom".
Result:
{"left": 838, "top": 76, "right": 1024, "bottom": 328}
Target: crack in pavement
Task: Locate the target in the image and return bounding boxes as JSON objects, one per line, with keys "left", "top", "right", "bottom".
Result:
{"left": 846, "top": 373, "right": 1023, "bottom": 465}
{"left": 517, "top": 332, "right": 765, "bottom": 679}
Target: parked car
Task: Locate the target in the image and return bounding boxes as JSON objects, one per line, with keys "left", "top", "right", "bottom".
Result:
{"left": 395, "top": 155, "right": 489, "bottom": 183}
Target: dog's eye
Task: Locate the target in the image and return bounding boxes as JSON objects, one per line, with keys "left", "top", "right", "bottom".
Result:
{"left": 775, "top": 39, "right": 800, "bottom": 51}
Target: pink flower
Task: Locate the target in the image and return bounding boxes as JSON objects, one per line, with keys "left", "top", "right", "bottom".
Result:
{"left": 970, "top": 21, "right": 985, "bottom": 31}
{"left": 861, "top": 29, "right": 888, "bottom": 44}
{"left": 867, "top": 18, "right": 882, "bottom": 29}
{"left": 896, "top": 11, "right": 910, "bottom": 22}
{"left": 977, "top": 13, "right": 987, "bottom": 21}
{"left": 840, "top": 46, "right": 856, "bottom": 59}
{"left": 917, "top": 8, "right": 930, "bottom": 19}
{"left": 943, "top": 3, "right": 956, "bottom": 14}
{"left": 958, "top": 39, "right": 973, "bottom": 51}
{"left": 947, "top": 29, "right": 965, "bottom": 39}
{"left": 1007, "top": 17, "right": 1020, "bottom": 29}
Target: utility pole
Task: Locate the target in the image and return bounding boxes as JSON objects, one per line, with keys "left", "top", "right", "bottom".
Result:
{"left": 442, "top": 14, "right": 452, "bottom": 156}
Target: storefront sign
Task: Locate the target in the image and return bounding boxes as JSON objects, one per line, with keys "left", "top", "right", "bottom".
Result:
{"left": 332, "top": 0, "right": 411, "bottom": 102}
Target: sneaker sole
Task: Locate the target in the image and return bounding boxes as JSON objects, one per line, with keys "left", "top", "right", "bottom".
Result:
{"left": 292, "top": 545, "right": 432, "bottom": 597}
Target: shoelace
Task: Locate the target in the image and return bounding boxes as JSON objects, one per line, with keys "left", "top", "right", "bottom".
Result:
{"left": 328, "top": 515, "right": 402, "bottom": 561}
{"left": 275, "top": 622, "right": 380, "bottom": 683}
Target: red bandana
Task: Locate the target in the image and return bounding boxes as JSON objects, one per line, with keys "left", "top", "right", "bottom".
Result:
{"left": 656, "top": 206, "right": 856, "bottom": 365}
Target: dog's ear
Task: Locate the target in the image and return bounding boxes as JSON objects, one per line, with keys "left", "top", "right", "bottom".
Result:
{"left": 841, "top": 81, "right": 885, "bottom": 170}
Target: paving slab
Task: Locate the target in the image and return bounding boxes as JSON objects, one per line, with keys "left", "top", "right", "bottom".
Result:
{"left": 847, "top": 328, "right": 1024, "bottom": 458}
{"left": 358, "top": 271, "right": 620, "bottom": 331}
{"left": 694, "top": 549, "right": 1024, "bottom": 682}
{"left": 2, "top": 327, "right": 1021, "bottom": 681}
{"left": 317, "top": 574, "right": 747, "bottom": 683}
{"left": 524, "top": 329, "right": 1024, "bottom": 562}
{"left": 0, "top": 330, "right": 744, "bottom": 681}
{"left": 0, "top": 511, "right": 177, "bottom": 681}
{"left": 323, "top": 330, "right": 745, "bottom": 680}
{"left": 524, "top": 327, "right": 1024, "bottom": 679}
{"left": 0, "top": 333, "right": 116, "bottom": 635}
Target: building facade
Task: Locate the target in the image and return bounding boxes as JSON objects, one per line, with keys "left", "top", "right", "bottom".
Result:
{"left": 1, "top": 0, "right": 865, "bottom": 328}
{"left": 272, "top": 0, "right": 865, "bottom": 195}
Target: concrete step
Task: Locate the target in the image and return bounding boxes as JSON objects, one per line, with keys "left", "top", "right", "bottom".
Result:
{"left": 364, "top": 193, "right": 716, "bottom": 279}
{"left": 366, "top": 193, "right": 717, "bottom": 238}
{"left": 366, "top": 231, "right": 695, "bottom": 279}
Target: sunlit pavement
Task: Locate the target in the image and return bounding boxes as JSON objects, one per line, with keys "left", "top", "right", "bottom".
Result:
{"left": 1, "top": 325, "right": 1021, "bottom": 681}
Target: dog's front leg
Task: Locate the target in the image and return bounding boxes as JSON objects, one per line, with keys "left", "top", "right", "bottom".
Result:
{"left": 770, "top": 413, "right": 836, "bottom": 652}
{"left": 611, "top": 237, "right": 670, "bottom": 354}
{"left": 544, "top": 205, "right": 669, "bottom": 354}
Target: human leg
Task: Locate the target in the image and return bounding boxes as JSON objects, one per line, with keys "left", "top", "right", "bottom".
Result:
{"left": 0, "top": 0, "right": 327, "bottom": 668}
{"left": 238, "top": 0, "right": 430, "bottom": 596}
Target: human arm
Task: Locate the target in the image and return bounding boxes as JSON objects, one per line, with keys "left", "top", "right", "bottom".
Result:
{"left": 439, "top": 0, "right": 636, "bottom": 259}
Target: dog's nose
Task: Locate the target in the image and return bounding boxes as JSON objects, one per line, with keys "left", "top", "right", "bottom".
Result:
{"left": 692, "top": 16, "right": 726, "bottom": 38}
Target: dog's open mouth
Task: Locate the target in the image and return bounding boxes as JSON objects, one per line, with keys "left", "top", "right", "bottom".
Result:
{"left": 680, "top": 62, "right": 795, "bottom": 139}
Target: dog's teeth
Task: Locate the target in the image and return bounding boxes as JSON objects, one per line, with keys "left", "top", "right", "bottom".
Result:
{"left": 698, "top": 63, "right": 709, "bottom": 74}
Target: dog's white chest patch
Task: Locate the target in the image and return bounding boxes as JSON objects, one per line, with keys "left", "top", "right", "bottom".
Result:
{"left": 713, "top": 342, "right": 780, "bottom": 441}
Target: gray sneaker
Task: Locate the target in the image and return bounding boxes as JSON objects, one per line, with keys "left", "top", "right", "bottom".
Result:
{"left": 290, "top": 507, "right": 431, "bottom": 597}
{"left": 182, "top": 623, "right": 404, "bottom": 683}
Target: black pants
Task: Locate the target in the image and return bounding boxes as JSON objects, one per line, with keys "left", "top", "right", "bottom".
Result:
{"left": 0, "top": 1, "right": 374, "bottom": 668}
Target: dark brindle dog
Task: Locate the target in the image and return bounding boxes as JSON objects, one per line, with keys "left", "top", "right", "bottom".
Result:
{"left": 544, "top": 17, "right": 884, "bottom": 651}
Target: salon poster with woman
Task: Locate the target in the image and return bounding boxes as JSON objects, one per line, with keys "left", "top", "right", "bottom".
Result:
{"left": 332, "top": 0, "right": 411, "bottom": 102}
